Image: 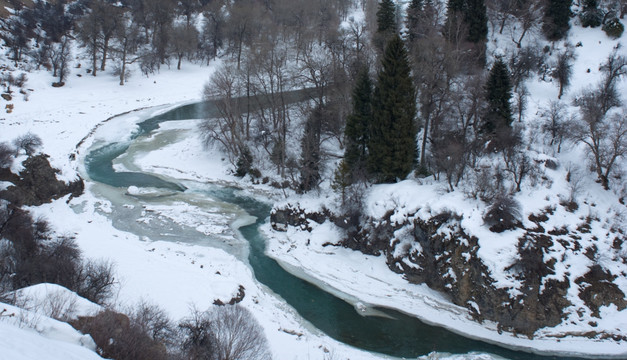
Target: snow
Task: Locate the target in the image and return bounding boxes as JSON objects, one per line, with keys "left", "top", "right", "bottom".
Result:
{"left": 9, "top": 284, "right": 102, "bottom": 321}
{"left": 0, "top": 301, "right": 103, "bottom": 360}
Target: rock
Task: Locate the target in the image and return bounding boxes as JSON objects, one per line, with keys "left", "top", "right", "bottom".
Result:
{"left": 0, "top": 154, "right": 84, "bottom": 206}
{"left": 576, "top": 265, "right": 626, "bottom": 317}
{"left": 1, "top": 93, "right": 12, "bottom": 101}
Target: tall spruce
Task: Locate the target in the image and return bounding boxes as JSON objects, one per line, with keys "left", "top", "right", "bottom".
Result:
{"left": 465, "top": 0, "right": 488, "bottom": 43}
{"left": 543, "top": 0, "right": 573, "bottom": 40}
{"left": 484, "top": 58, "right": 513, "bottom": 134}
{"left": 445, "top": 0, "right": 487, "bottom": 43}
{"left": 344, "top": 68, "right": 373, "bottom": 181}
{"left": 368, "top": 35, "right": 417, "bottom": 183}
{"left": 376, "top": 0, "right": 397, "bottom": 34}
{"left": 406, "top": 0, "right": 423, "bottom": 41}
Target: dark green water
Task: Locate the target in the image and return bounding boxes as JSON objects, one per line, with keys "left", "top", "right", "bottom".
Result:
{"left": 84, "top": 98, "right": 592, "bottom": 360}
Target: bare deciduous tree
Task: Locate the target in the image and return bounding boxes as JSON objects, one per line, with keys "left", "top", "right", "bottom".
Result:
{"left": 200, "top": 64, "right": 246, "bottom": 165}
{"left": 553, "top": 47, "right": 576, "bottom": 99}
{"left": 541, "top": 100, "right": 569, "bottom": 153}
{"left": 178, "top": 305, "right": 271, "bottom": 360}
{"left": 209, "top": 305, "right": 272, "bottom": 360}
{"left": 12, "top": 132, "right": 42, "bottom": 156}
{"left": 572, "top": 111, "right": 627, "bottom": 190}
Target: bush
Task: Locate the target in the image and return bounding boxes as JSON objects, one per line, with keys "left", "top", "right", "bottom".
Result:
{"left": 0, "top": 142, "right": 14, "bottom": 168}
{"left": 74, "top": 259, "right": 117, "bottom": 305}
{"left": 234, "top": 147, "right": 253, "bottom": 177}
{"left": 0, "top": 204, "right": 116, "bottom": 304}
{"left": 483, "top": 195, "right": 522, "bottom": 232}
{"left": 72, "top": 309, "right": 169, "bottom": 360}
{"left": 603, "top": 18, "right": 624, "bottom": 39}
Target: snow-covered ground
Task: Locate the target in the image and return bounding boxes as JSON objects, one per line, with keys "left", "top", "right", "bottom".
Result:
{"left": 0, "top": 61, "right": 450, "bottom": 359}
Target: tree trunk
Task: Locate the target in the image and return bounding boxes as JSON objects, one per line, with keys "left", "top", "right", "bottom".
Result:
{"left": 101, "top": 36, "right": 110, "bottom": 71}
{"left": 92, "top": 47, "right": 98, "bottom": 77}
{"left": 120, "top": 44, "right": 127, "bottom": 86}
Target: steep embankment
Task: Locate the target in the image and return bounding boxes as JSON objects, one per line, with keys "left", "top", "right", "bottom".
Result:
{"left": 269, "top": 177, "right": 627, "bottom": 353}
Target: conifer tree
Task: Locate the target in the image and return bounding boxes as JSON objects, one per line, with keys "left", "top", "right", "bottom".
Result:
{"left": 344, "top": 68, "right": 373, "bottom": 181}
{"left": 543, "top": 0, "right": 573, "bottom": 41}
{"left": 368, "top": 35, "right": 417, "bottom": 183}
{"left": 444, "top": 0, "right": 487, "bottom": 43}
{"left": 406, "top": 0, "right": 423, "bottom": 41}
{"left": 465, "top": 0, "right": 488, "bottom": 43}
{"left": 376, "top": 0, "right": 397, "bottom": 34}
{"left": 484, "top": 58, "right": 513, "bottom": 134}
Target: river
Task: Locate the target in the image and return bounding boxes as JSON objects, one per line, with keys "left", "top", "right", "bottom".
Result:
{"left": 83, "top": 97, "right": 590, "bottom": 360}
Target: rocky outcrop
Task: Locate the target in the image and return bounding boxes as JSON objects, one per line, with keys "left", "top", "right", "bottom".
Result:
{"left": 271, "top": 203, "right": 627, "bottom": 338}
{"left": 0, "top": 154, "right": 84, "bottom": 206}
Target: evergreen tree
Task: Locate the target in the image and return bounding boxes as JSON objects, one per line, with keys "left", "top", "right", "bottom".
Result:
{"left": 368, "top": 35, "right": 417, "bottom": 183}
{"left": 406, "top": 0, "right": 423, "bottom": 41}
{"left": 543, "top": 0, "right": 572, "bottom": 41}
{"left": 484, "top": 58, "right": 513, "bottom": 134}
{"left": 300, "top": 106, "right": 323, "bottom": 192}
{"left": 444, "top": 0, "right": 487, "bottom": 43}
{"left": 465, "top": 0, "right": 488, "bottom": 43}
{"left": 344, "top": 68, "right": 373, "bottom": 181}
{"left": 376, "top": 0, "right": 397, "bottom": 34}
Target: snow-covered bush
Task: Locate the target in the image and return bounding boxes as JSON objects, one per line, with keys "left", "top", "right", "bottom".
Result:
{"left": 483, "top": 195, "right": 522, "bottom": 233}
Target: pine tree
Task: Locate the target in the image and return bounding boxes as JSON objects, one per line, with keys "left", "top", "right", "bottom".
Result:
{"left": 543, "top": 0, "right": 572, "bottom": 41}
{"left": 484, "top": 58, "right": 513, "bottom": 134}
{"left": 344, "top": 68, "right": 373, "bottom": 182}
{"left": 376, "top": 0, "right": 397, "bottom": 34}
{"left": 368, "top": 35, "right": 417, "bottom": 183}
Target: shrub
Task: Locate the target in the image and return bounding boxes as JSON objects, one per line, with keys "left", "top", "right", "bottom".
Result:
{"left": 0, "top": 142, "right": 14, "bottom": 168}
{"left": 483, "top": 195, "right": 522, "bottom": 232}
{"left": 74, "top": 259, "right": 117, "bottom": 305}
{"left": 603, "top": 18, "right": 624, "bottom": 39}
{"left": 234, "top": 147, "right": 253, "bottom": 177}
{"left": 72, "top": 309, "right": 169, "bottom": 360}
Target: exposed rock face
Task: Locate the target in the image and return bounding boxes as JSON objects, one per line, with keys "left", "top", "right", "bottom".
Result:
{"left": 271, "top": 203, "right": 627, "bottom": 338}
{"left": 0, "top": 154, "right": 84, "bottom": 206}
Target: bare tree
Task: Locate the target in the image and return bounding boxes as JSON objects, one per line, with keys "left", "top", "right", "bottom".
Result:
{"left": 513, "top": 85, "right": 529, "bottom": 122}
{"left": 178, "top": 305, "right": 271, "bottom": 360}
{"left": 208, "top": 305, "right": 272, "bottom": 360}
{"left": 509, "top": 0, "right": 543, "bottom": 48}
{"left": 170, "top": 23, "right": 199, "bottom": 70}
{"left": 552, "top": 47, "right": 576, "bottom": 99}
{"left": 50, "top": 35, "right": 72, "bottom": 85}
{"left": 200, "top": 64, "right": 246, "bottom": 165}
{"left": 113, "top": 17, "right": 141, "bottom": 86}
{"left": 541, "top": 100, "right": 568, "bottom": 152}
{"left": 502, "top": 146, "right": 536, "bottom": 192}
{"left": 77, "top": 9, "right": 101, "bottom": 77}
{"left": 201, "top": 2, "right": 226, "bottom": 62}
{"left": 12, "top": 132, "right": 42, "bottom": 156}
{"left": 571, "top": 110, "right": 627, "bottom": 190}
